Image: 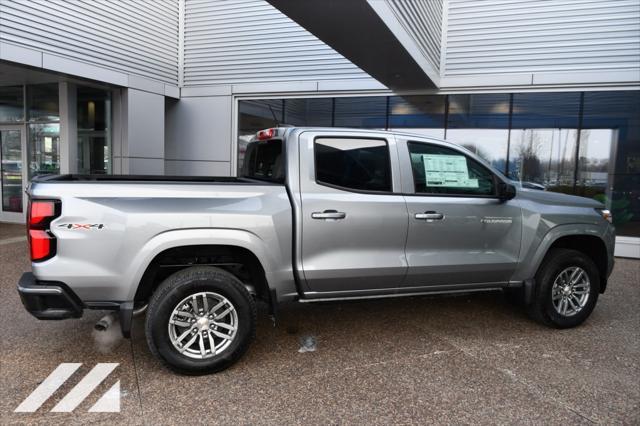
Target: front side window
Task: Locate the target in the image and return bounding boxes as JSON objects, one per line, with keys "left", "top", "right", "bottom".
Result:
{"left": 408, "top": 142, "right": 495, "bottom": 196}
{"left": 315, "top": 138, "right": 391, "bottom": 192}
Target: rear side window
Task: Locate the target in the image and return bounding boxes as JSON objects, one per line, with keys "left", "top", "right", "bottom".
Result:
{"left": 314, "top": 138, "right": 391, "bottom": 192}
{"left": 408, "top": 141, "right": 495, "bottom": 196}
{"left": 241, "top": 139, "right": 284, "bottom": 183}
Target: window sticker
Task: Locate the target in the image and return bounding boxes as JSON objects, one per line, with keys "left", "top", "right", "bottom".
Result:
{"left": 422, "top": 154, "right": 479, "bottom": 188}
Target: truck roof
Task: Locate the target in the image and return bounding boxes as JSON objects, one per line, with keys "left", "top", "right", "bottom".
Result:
{"left": 255, "top": 126, "right": 481, "bottom": 161}
{"left": 256, "top": 126, "right": 461, "bottom": 149}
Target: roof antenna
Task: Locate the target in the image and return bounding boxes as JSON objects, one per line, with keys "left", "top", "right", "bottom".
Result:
{"left": 267, "top": 104, "right": 280, "bottom": 127}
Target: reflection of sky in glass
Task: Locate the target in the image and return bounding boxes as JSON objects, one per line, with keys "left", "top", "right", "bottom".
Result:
{"left": 579, "top": 129, "right": 614, "bottom": 161}
{"left": 445, "top": 129, "right": 508, "bottom": 161}
{"left": 445, "top": 129, "right": 508, "bottom": 172}
{"left": 578, "top": 129, "right": 614, "bottom": 185}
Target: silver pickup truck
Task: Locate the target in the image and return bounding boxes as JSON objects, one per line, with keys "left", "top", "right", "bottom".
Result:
{"left": 18, "top": 127, "right": 615, "bottom": 374}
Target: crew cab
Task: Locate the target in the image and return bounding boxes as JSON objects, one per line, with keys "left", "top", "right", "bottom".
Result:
{"left": 18, "top": 127, "right": 615, "bottom": 374}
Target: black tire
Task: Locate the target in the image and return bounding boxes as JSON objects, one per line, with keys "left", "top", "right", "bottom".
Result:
{"left": 145, "top": 266, "right": 256, "bottom": 375}
{"left": 527, "top": 248, "right": 600, "bottom": 328}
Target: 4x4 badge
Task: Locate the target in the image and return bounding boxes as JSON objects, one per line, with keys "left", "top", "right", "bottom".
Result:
{"left": 58, "top": 224, "right": 105, "bottom": 230}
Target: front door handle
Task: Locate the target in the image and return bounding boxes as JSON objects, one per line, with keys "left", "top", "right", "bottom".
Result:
{"left": 415, "top": 211, "right": 444, "bottom": 221}
{"left": 311, "top": 210, "right": 346, "bottom": 220}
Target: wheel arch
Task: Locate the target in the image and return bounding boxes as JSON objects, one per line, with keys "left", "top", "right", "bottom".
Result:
{"left": 135, "top": 244, "right": 270, "bottom": 305}
{"left": 125, "top": 229, "right": 278, "bottom": 306}
{"left": 546, "top": 235, "right": 609, "bottom": 293}
{"left": 524, "top": 226, "right": 610, "bottom": 294}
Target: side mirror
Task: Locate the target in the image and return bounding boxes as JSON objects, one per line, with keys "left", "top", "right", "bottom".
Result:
{"left": 498, "top": 182, "right": 516, "bottom": 201}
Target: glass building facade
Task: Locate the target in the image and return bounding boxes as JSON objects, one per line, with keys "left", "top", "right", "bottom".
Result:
{"left": 238, "top": 91, "right": 640, "bottom": 238}
{"left": 27, "top": 83, "right": 61, "bottom": 178}
{"left": 0, "top": 83, "right": 112, "bottom": 218}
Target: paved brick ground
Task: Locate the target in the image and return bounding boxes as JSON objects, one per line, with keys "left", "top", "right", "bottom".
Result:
{"left": 1, "top": 222, "right": 638, "bottom": 425}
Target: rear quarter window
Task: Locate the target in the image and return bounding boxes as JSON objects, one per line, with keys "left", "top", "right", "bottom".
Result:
{"left": 314, "top": 138, "right": 391, "bottom": 192}
{"left": 241, "top": 140, "right": 284, "bottom": 183}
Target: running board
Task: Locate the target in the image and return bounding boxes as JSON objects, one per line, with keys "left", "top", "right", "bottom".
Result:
{"left": 298, "top": 287, "right": 503, "bottom": 303}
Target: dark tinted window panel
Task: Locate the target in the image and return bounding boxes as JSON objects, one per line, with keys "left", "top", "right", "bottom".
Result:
{"left": 581, "top": 91, "right": 640, "bottom": 237}
{"left": 27, "top": 83, "right": 59, "bottom": 122}
{"left": 241, "top": 139, "right": 284, "bottom": 183}
{"left": 448, "top": 94, "right": 510, "bottom": 129}
{"left": 388, "top": 95, "right": 445, "bottom": 128}
{"left": 511, "top": 92, "right": 580, "bottom": 129}
{"left": 238, "top": 99, "right": 283, "bottom": 133}
{"left": 77, "top": 86, "right": 111, "bottom": 174}
{"left": 0, "top": 85, "right": 24, "bottom": 123}
{"left": 284, "top": 98, "right": 332, "bottom": 126}
{"left": 315, "top": 138, "right": 391, "bottom": 192}
{"left": 334, "top": 97, "right": 386, "bottom": 128}
{"left": 237, "top": 99, "right": 284, "bottom": 174}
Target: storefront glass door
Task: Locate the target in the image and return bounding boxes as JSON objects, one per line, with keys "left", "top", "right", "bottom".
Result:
{"left": 0, "top": 126, "right": 27, "bottom": 222}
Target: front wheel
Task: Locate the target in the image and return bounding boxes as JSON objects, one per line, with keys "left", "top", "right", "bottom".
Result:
{"left": 527, "top": 248, "right": 600, "bottom": 328}
{"left": 145, "top": 266, "right": 256, "bottom": 375}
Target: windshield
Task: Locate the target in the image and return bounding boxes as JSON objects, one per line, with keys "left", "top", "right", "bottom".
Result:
{"left": 241, "top": 139, "right": 284, "bottom": 183}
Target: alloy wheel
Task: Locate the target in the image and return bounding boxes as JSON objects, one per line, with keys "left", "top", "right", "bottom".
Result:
{"left": 167, "top": 291, "right": 238, "bottom": 359}
{"left": 551, "top": 266, "right": 590, "bottom": 317}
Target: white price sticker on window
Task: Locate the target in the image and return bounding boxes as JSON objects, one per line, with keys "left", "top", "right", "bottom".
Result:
{"left": 423, "top": 154, "right": 479, "bottom": 188}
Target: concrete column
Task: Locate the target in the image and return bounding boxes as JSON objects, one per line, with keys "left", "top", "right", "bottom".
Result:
{"left": 58, "top": 81, "right": 77, "bottom": 174}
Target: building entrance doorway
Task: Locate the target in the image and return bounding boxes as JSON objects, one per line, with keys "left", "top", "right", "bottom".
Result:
{"left": 0, "top": 126, "right": 27, "bottom": 223}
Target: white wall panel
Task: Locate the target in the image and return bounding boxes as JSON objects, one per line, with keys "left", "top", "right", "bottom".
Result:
{"left": 114, "top": 89, "right": 165, "bottom": 175}
{"left": 0, "top": 0, "right": 179, "bottom": 84}
{"left": 183, "top": 0, "right": 370, "bottom": 86}
{"left": 444, "top": 0, "right": 640, "bottom": 78}
{"left": 165, "top": 96, "right": 232, "bottom": 162}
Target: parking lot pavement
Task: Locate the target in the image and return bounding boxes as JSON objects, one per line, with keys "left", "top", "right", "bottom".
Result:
{"left": 1, "top": 222, "right": 639, "bottom": 425}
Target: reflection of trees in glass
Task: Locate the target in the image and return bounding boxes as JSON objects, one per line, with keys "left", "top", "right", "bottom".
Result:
{"left": 511, "top": 129, "right": 577, "bottom": 190}
{"left": 461, "top": 144, "right": 491, "bottom": 163}
{"left": 516, "top": 130, "right": 543, "bottom": 183}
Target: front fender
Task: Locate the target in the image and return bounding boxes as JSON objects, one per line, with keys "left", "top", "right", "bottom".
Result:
{"left": 123, "top": 228, "right": 284, "bottom": 301}
{"left": 512, "top": 223, "right": 607, "bottom": 282}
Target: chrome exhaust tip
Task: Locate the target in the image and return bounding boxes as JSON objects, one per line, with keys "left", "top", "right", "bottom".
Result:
{"left": 94, "top": 312, "right": 117, "bottom": 331}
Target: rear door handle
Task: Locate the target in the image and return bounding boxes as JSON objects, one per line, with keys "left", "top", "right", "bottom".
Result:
{"left": 311, "top": 210, "right": 346, "bottom": 220}
{"left": 415, "top": 211, "right": 444, "bottom": 221}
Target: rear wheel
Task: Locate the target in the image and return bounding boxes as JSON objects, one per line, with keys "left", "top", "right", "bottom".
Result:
{"left": 527, "top": 249, "right": 599, "bottom": 328}
{"left": 145, "top": 266, "right": 256, "bottom": 375}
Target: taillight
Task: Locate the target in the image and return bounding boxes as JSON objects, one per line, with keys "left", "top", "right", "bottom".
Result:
{"left": 257, "top": 128, "right": 276, "bottom": 140}
{"left": 27, "top": 199, "right": 61, "bottom": 262}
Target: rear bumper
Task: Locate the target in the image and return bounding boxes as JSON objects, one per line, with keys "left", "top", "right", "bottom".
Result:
{"left": 17, "top": 272, "right": 84, "bottom": 320}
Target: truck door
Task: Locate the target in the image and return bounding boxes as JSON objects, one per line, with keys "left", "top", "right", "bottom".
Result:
{"left": 296, "top": 131, "right": 408, "bottom": 295}
{"left": 397, "top": 137, "right": 522, "bottom": 288}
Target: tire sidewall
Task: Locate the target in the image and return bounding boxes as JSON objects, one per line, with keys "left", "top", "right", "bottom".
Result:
{"left": 536, "top": 251, "right": 600, "bottom": 328}
{"left": 146, "top": 269, "right": 254, "bottom": 374}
